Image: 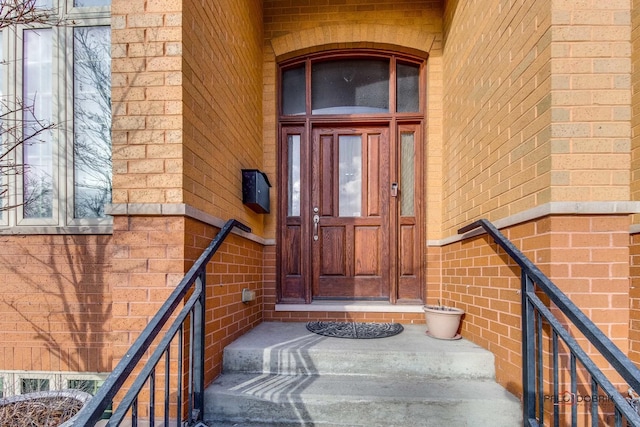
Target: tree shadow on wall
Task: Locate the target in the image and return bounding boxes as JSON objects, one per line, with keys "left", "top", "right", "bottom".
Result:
{"left": 2, "top": 234, "right": 112, "bottom": 373}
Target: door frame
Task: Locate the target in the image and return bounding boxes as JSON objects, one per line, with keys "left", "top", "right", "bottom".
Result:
{"left": 276, "top": 50, "right": 426, "bottom": 305}
{"left": 277, "top": 119, "right": 424, "bottom": 304}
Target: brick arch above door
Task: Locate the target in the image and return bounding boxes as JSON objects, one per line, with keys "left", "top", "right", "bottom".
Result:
{"left": 270, "top": 24, "right": 439, "bottom": 61}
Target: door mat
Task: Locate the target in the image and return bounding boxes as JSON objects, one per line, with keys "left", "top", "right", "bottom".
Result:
{"left": 306, "top": 321, "right": 404, "bottom": 339}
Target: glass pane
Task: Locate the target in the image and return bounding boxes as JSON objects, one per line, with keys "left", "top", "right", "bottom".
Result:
{"left": 68, "top": 379, "right": 100, "bottom": 394}
{"left": 397, "top": 63, "right": 420, "bottom": 112}
{"left": 74, "top": 26, "right": 111, "bottom": 218}
{"left": 312, "top": 59, "right": 389, "bottom": 115}
{"left": 75, "top": 0, "right": 111, "bottom": 5}
{"left": 23, "top": 29, "right": 53, "bottom": 219}
{"left": 400, "top": 132, "right": 415, "bottom": 216}
{"left": 21, "top": 378, "right": 49, "bottom": 393}
{"left": 0, "top": 31, "right": 3, "bottom": 219}
{"left": 339, "top": 135, "right": 362, "bottom": 217}
{"left": 288, "top": 134, "right": 301, "bottom": 216}
{"left": 35, "top": 0, "right": 53, "bottom": 7}
{"left": 282, "top": 65, "right": 305, "bottom": 115}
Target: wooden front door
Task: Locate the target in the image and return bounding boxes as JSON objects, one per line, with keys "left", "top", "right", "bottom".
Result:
{"left": 277, "top": 52, "right": 426, "bottom": 305}
{"left": 278, "top": 123, "right": 423, "bottom": 304}
{"left": 311, "top": 126, "right": 390, "bottom": 299}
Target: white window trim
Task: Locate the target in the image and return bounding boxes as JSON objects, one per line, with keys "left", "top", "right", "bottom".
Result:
{"left": 0, "top": 370, "right": 108, "bottom": 397}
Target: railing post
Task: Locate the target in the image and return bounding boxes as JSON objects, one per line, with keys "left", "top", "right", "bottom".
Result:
{"left": 191, "top": 269, "right": 206, "bottom": 423}
{"left": 522, "top": 271, "right": 537, "bottom": 425}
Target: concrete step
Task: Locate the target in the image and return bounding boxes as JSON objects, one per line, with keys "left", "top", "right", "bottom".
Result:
{"left": 221, "top": 322, "right": 496, "bottom": 379}
{"left": 204, "top": 373, "right": 521, "bottom": 426}
{"left": 204, "top": 322, "right": 522, "bottom": 426}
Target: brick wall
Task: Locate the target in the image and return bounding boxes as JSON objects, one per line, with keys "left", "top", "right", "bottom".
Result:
{"left": 110, "top": 216, "right": 186, "bottom": 367}
{"left": 630, "top": 234, "right": 640, "bottom": 364}
{"left": 186, "top": 219, "right": 264, "bottom": 382}
{"left": 112, "top": 0, "right": 265, "bottom": 232}
{"left": 109, "top": 215, "right": 263, "bottom": 411}
{"left": 631, "top": 0, "right": 640, "bottom": 368}
{"left": 442, "top": 0, "right": 553, "bottom": 235}
{"left": 442, "top": 0, "right": 632, "bottom": 236}
{"left": 443, "top": 216, "right": 631, "bottom": 400}
{"left": 634, "top": 0, "right": 640, "bottom": 206}
{"left": 182, "top": 0, "right": 265, "bottom": 233}
{"left": 549, "top": 2, "right": 631, "bottom": 204}
{"left": 0, "top": 235, "right": 112, "bottom": 373}
{"left": 111, "top": 0, "right": 184, "bottom": 205}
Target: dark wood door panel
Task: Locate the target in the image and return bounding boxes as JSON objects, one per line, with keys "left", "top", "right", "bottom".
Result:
{"left": 312, "top": 127, "right": 390, "bottom": 300}
{"left": 319, "top": 226, "right": 346, "bottom": 276}
{"left": 354, "top": 226, "right": 380, "bottom": 276}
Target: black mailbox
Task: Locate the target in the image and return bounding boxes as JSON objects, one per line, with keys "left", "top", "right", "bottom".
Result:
{"left": 242, "top": 169, "right": 271, "bottom": 214}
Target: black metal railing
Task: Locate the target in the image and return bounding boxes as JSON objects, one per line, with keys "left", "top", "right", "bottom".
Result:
{"left": 459, "top": 219, "right": 640, "bottom": 427}
{"left": 71, "top": 219, "right": 250, "bottom": 426}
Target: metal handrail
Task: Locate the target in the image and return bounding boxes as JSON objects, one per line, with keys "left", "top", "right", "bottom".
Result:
{"left": 459, "top": 219, "right": 640, "bottom": 426}
{"left": 71, "top": 219, "right": 250, "bottom": 426}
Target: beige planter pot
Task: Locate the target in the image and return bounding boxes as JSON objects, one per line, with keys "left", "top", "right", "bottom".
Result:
{"left": 423, "top": 305, "right": 464, "bottom": 339}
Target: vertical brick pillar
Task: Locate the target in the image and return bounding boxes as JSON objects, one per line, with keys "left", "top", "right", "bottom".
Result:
{"left": 629, "top": 233, "right": 640, "bottom": 365}
{"left": 539, "top": 216, "right": 630, "bottom": 427}
{"left": 110, "top": 215, "right": 186, "bottom": 395}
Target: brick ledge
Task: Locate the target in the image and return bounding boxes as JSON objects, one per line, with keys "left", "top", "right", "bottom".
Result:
{"left": 430, "top": 201, "right": 640, "bottom": 247}
{"left": 105, "top": 203, "right": 274, "bottom": 246}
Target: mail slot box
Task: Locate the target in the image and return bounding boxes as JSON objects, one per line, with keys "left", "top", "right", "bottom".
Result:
{"left": 242, "top": 169, "right": 271, "bottom": 214}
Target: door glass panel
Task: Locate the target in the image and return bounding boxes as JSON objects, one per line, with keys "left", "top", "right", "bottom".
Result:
{"left": 282, "top": 65, "right": 306, "bottom": 115}
{"left": 397, "top": 63, "right": 420, "bottom": 112}
{"left": 400, "top": 132, "right": 415, "bottom": 216}
{"left": 288, "top": 135, "right": 301, "bottom": 216}
{"left": 312, "top": 59, "right": 389, "bottom": 115}
{"left": 338, "top": 135, "right": 362, "bottom": 217}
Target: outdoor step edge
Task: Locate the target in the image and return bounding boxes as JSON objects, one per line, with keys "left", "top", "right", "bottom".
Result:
{"left": 204, "top": 374, "right": 522, "bottom": 427}
{"left": 222, "top": 347, "right": 496, "bottom": 379}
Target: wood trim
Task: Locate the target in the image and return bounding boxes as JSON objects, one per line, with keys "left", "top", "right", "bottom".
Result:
{"left": 277, "top": 50, "right": 427, "bottom": 304}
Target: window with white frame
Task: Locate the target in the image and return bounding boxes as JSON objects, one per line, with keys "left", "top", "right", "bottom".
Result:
{"left": 0, "top": 370, "right": 108, "bottom": 397}
{"left": 0, "top": 0, "right": 111, "bottom": 230}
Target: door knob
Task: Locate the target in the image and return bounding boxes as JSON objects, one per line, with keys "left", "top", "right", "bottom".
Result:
{"left": 391, "top": 182, "right": 398, "bottom": 197}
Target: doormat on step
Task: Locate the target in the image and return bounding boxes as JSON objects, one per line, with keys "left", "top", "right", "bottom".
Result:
{"left": 306, "top": 321, "right": 404, "bottom": 339}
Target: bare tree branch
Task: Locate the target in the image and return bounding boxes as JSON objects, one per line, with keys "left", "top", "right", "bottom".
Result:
{"left": 0, "top": 0, "right": 54, "bottom": 29}
{"left": 0, "top": 4, "right": 111, "bottom": 216}
{"left": 0, "top": 96, "right": 55, "bottom": 213}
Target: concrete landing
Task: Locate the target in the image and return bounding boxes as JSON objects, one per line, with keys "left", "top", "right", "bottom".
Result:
{"left": 204, "top": 322, "right": 522, "bottom": 426}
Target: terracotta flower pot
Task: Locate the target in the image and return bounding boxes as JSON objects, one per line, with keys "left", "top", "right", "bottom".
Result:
{"left": 423, "top": 304, "right": 464, "bottom": 339}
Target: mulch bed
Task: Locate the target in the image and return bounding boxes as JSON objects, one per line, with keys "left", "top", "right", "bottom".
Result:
{"left": 0, "top": 396, "right": 82, "bottom": 427}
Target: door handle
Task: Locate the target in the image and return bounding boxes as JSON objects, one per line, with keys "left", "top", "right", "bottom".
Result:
{"left": 313, "top": 214, "right": 320, "bottom": 241}
{"left": 391, "top": 182, "right": 398, "bottom": 197}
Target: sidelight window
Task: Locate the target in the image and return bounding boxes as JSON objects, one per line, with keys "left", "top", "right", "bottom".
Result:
{"left": 287, "top": 134, "right": 301, "bottom": 216}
